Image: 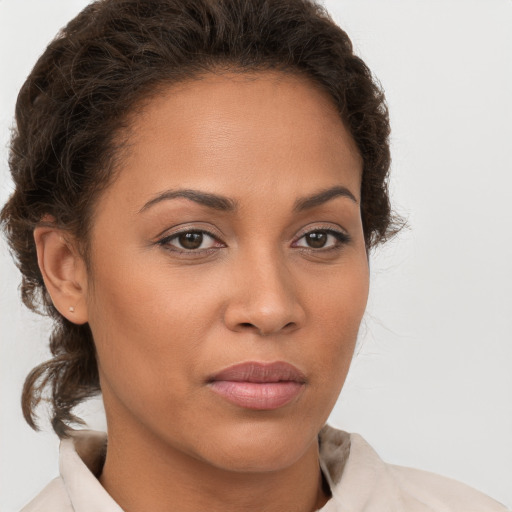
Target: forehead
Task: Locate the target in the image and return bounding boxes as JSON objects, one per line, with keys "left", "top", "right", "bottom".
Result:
{"left": 103, "top": 71, "right": 362, "bottom": 213}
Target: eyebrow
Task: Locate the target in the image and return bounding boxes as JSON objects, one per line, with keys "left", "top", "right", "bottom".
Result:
{"left": 139, "top": 189, "right": 238, "bottom": 213}
{"left": 138, "top": 185, "right": 357, "bottom": 214}
{"left": 293, "top": 185, "right": 358, "bottom": 211}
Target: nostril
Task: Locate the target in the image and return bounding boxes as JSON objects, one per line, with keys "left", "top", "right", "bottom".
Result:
{"left": 237, "top": 321, "right": 297, "bottom": 335}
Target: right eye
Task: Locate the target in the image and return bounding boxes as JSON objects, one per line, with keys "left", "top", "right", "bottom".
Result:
{"left": 158, "top": 229, "right": 224, "bottom": 254}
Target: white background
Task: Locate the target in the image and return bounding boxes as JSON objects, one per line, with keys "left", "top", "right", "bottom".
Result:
{"left": 1, "top": 0, "right": 511, "bottom": 510}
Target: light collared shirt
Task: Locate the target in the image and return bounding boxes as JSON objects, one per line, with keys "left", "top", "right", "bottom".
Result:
{"left": 21, "top": 425, "right": 507, "bottom": 511}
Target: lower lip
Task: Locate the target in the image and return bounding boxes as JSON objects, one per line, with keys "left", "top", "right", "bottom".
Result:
{"left": 208, "top": 381, "right": 304, "bottom": 410}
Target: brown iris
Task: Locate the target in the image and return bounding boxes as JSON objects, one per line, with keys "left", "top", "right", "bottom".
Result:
{"left": 179, "top": 232, "right": 204, "bottom": 249}
{"left": 305, "top": 232, "right": 327, "bottom": 248}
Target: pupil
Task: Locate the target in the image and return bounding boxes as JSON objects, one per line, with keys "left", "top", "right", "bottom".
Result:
{"left": 307, "top": 232, "right": 327, "bottom": 248}
{"left": 179, "top": 232, "right": 203, "bottom": 249}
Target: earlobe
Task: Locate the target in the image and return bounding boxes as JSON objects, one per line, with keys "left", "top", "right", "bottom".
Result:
{"left": 33, "top": 225, "right": 89, "bottom": 325}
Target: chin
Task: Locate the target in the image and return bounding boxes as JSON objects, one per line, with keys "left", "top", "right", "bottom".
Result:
{"left": 192, "top": 415, "right": 321, "bottom": 473}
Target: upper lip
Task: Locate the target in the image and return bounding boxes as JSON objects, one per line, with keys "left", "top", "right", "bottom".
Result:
{"left": 208, "top": 361, "right": 306, "bottom": 383}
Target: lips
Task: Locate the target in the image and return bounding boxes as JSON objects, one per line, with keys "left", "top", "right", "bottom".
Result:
{"left": 207, "top": 361, "right": 306, "bottom": 410}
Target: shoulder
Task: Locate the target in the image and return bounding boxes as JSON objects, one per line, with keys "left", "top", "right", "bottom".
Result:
{"left": 387, "top": 462, "right": 507, "bottom": 512}
{"left": 20, "top": 477, "right": 73, "bottom": 512}
{"left": 20, "top": 430, "right": 117, "bottom": 512}
{"left": 319, "top": 425, "right": 508, "bottom": 512}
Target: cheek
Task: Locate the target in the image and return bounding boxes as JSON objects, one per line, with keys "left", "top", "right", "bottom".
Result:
{"left": 308, "top": 247, "right": 369, "bottom": 328}
{"left": 85, "top": 252, "right": 199, "bottom": 411}
{"left": 307, "top": 255, "right": 369, "bottom": 387}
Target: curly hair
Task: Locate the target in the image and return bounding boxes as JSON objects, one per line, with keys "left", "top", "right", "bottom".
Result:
{"left": 1, "top": 0, "right": 398, "bottom": 438}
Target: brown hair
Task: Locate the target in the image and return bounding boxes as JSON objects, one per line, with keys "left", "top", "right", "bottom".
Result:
{"left": 1, "top": 0, "right": 398, "bottom": 437}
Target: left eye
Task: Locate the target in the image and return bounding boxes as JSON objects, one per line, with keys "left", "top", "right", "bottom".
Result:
{"left": 161, "top": 230, "right": 221, "bottom": 251}
{"left": 294, "top": 230, "right": 349, "bottom": 250}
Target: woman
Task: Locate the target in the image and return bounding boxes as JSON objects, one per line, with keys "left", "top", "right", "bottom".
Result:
{"left": 0, "top": 0, "right": 509, "bottom": 511}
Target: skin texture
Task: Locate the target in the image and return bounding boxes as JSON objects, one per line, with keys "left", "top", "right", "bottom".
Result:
{"left": 34, "top": 71, "right": 369, "bottom": 512}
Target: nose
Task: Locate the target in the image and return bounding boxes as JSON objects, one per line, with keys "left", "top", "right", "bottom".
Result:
{"left": 223, "top": 249, "right": 306, "bottom": 337}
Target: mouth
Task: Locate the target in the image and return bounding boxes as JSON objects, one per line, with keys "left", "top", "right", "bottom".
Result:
{"left": 207, "top": 361, "right": 306, "bottom": 410}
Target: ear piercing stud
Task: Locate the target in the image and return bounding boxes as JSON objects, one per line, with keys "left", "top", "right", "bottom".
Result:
{"left": 69, "top": 306, "right": 75, "bottom": 313}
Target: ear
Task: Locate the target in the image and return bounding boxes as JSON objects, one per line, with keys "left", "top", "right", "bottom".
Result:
{"left": 33, "top": 223, "right": 89, "bottom": 325}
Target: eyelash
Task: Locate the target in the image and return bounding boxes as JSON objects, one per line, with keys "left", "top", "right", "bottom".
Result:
{"left": 157, "top": 226, "right": 351, "bottom": 257}
{"left": 157, "top": 229, "right": 223, "bottom": 256}
{"left": 293, "top": 228, "right": 351, "bottom": 253}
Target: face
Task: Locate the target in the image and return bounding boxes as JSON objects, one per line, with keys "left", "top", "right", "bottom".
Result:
{"left": 84, "top": 71, "right": 369, "bottom": 472}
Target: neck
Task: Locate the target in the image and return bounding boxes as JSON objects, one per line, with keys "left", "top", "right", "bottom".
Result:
{"left": 99, "top": 419, "right": 330, "bottom": 512}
